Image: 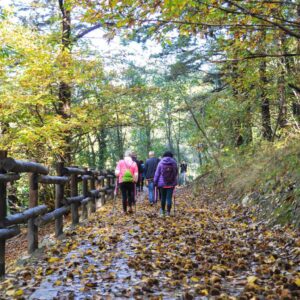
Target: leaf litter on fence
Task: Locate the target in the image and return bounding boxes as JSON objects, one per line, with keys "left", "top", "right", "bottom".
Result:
{"left": 0, "top": 187, "right": 299, "bottom": 299}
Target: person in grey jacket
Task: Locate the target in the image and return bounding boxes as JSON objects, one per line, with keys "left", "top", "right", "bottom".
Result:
{"left": 144, "top": 151, "right": 160, "bottom": 204}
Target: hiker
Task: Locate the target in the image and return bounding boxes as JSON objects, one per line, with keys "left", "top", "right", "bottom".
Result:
{"left": 154, "top": 151, "right": 178, "bottom": 216}
{"left": 131, "top": 152, "right": 140, "bottom": 195}
{"left": 139, "top": 160, "right": 145, "bottom": 192}
{"left": 115, "top": 150, "right": 138, "bottom": 214}
{"left": 180, "top": 160, "right": 188, "bottom": 186}
{"left": 144, "top": 151, "right": 160, "bottom": 205}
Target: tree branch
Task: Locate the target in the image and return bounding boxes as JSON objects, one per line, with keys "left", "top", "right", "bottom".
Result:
{"left": 74, "top": 22, "right": 115, "bottom": 42}
{"left": 225, "top": 0, "right": 300, "bottom": 39}
{"left": 210, "top": 53, "right": 300, "bottom": 63}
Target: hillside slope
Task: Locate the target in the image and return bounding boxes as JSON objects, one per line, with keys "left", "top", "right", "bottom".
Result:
{"left": 194, "top": 134, "right": 300, "bottom": 227}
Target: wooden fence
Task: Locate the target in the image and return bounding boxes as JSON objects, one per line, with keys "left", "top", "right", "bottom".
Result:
{"left": 0, "top": 150, "right": 115, "bottom": 277}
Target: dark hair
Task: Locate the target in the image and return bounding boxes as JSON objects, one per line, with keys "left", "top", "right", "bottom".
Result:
{"left": 163, "top": 151, "right": 173, "bottom": 158}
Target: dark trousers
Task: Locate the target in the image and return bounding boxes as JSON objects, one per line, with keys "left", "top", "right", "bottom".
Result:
{"left": 160, "top": 188, "right": 174, "bottom": 213}
{"left": 120, "top": 182, "right": 134, "bottom": 212}
{"left": 137, "top": 176, "right": 143, "bottom": 192}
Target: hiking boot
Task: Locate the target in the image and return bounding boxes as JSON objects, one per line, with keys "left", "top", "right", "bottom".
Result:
{"left": 166, "top": 211, "right": 171, "bottom": 217}
{"left": 160, "top": 209, "right": 165, "bottom": 217}
{"left": 128, "top": 207, "right": 133, "bottom": 214}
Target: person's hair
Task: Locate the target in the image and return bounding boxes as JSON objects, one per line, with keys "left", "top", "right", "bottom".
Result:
{"left": 124, "top": 150, "right": 132, "bottom": 157}
{"left": 149, "top": 151, "right": 155, "bottom": 157}
{"left": 162, "top": 151, "right": 173, "bottom": 158}
{"left": 140, "top": 160, "right": 143, "bottom": 163}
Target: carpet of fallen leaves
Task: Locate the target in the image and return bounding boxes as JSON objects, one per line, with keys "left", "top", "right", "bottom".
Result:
{"left": 0, "top": 187, "right": 300, "bottom": 299}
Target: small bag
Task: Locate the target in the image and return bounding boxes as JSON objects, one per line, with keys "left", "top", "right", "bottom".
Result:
{"left": 122, "top": 161, "right": 134, "bottom": 183}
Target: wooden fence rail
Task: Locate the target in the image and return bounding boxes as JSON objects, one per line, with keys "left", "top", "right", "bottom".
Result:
{"left": 0, "top": 150, "right": 115, "bottom": 278}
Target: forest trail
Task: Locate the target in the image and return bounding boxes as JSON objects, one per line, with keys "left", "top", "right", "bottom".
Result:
{"left": 0, "top": 187, "right": 300, "bottom": 299}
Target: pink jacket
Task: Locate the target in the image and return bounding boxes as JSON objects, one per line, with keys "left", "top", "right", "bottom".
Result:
{"left": 115, "top": 156, "right": 138, "bottom": 184}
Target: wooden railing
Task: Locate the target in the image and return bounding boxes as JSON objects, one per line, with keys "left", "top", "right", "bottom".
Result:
{"left": 0, "top": 150, "right": 115, "bottom": 277}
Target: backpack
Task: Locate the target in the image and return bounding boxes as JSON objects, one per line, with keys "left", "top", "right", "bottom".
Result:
{"left": 122, "top": 161, "right": 134, "bottom": 183}
{"left": 161, "top": 163, "right": 177, "bottom": 185}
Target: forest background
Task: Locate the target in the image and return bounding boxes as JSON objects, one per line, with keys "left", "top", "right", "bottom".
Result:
{"left": 0, "top": 0, "right": 299, "bottom": 226}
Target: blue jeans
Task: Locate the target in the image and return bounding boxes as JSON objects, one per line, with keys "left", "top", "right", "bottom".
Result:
{"left": 160, "top": 188, "right": 174, "bottom": 213}
{"left": 180, "top": 172, "right": 187, "bottom": 185}
{"left": 148, "top": 181, "right": 154, "bottom": 203}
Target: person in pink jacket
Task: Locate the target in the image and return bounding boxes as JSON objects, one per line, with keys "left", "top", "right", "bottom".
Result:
{"left": 115, "top": 150, "right": 139, "bottom": 214}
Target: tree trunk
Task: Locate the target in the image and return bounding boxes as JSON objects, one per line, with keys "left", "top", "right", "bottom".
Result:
{"left": 58, "top": 0, "right": 72, "bottom": 163}
{"left": 145, "top": 108, "right": 151, "bottom": 154}
{"left": 116, "top": 124, "right": 124, "bottom": 160}
{"left": 165, "top": 98, "right": 174, "bottom": 152}
{"left": 97, "top": 128, "right": 107, "bottom": 170}
{"left": 277, "top": 33, "right": 288, "bottom": 129}
{"left": 87, "top": 134, "right": 96, "bottom": 167}
{"left": 230, "top": 55, "right": 245, "bottom": 147}
{"left": 259, "top": 59, "right": 273, "bottom": 140}
{"left": 291, "top": 4, "right": 300, "bottom": 124}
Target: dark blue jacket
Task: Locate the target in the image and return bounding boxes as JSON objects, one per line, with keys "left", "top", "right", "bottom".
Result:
{"left": 144, "top": 157, "right": 159, "bottom": 179}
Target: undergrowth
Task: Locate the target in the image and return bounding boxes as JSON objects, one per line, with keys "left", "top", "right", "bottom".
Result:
{"left": 195, "top": 133, "right": 300, "bottom": 227}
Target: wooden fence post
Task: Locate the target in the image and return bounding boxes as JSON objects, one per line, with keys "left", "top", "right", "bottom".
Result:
{"left": 106, "top": 176, "right": 111, "bottom": 200}
{"left": 55, "top": 162, "right": 64, "bottom": 237}
{"left": 0, "top": 150, "right": 8, "bottom": 277}
{"left": 82, "top": 170, "right": 88, "bottom": 220}
{"left": 70, "top": 173, "right": 79, "bottom": 226}
{"left": 28, "top": 172, "right": 39, "bottom": 253}
{"left": 100, "top": 176, "right": 105, "bottom": 205}
{"left": 90, "top": 173, "right": 96, "bottom": 213}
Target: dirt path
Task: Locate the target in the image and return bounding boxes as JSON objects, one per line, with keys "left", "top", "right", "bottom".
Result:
{"left": 0, "top": 188, "right": 299, "bottom": 299}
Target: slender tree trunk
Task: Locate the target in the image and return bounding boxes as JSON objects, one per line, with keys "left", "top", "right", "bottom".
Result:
{"left": 257, "top": 30, "right": 273, "bottom": 140}
{"left": 231, "top": 55, "right": 244, "bottom": 147}
{"left": 244, "top": 102, "right": 253, "bottom": 144}
{"left": 259, "top": 59, "right": 273, "bottom": 140}
{"left": 277, "top": 33, "right": 288, "bottom": 129}
{"left": 291, "top": 4, "right": 300, "bottom": 124}
{"left": 87, "top": 134, "right": 96, "bottom": 167}
{"left": 145, "top": 126, "right": 151, "bottom": 154}
{"left": 116, "top": 124, "right": 124, "bottom": 160}
{"left": 97, "top": 128, "right": 107, "bottom": 170}
{"left": 145, "top": 108, "right": 151, "bottom": 154}
{"left": 177, "top": 114, "right": 181, "bottom": 162}
{"left": 183, "top": 97, "right": 222, "bottom": 172}
{"left": 165, "top": 98, "right": 174, "bottom": 152}
{"left": 58, "top": 0, "right": 72, "bottom": 163}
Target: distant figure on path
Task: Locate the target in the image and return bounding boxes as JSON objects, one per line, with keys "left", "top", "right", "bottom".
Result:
{"left": 154, "top": 151, "right": 178, "bottom": 217}
{"left": 139, "top": 160, "right": 145, "bottom": 192}
{"left": 144, "top": 151, "right": 160, "bottom": 205}
{"left": 131, "top": 152, "right": 141, "bottom": 195}
{"left": 115, "top": 150, "right": 138, "bottom": 214}
{"left": 180, "top": 160, "right": 188, "bottom": 185}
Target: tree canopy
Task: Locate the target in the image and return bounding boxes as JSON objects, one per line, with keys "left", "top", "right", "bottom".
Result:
{"left": 0, "top": 0, "right": 299, "bottom": 175}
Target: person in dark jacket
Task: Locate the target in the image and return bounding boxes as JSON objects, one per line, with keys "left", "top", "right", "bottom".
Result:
{"left": 144, "top": 151, "right": 160, "bottom": 204}
{"left": 131, "top": 152, "right": 140, "bottom": 197}
{"left": 139, "top": 160, "right": 145, "bottom": 191}
{"left": 154, "top": 151, "right": 178, "bottom": 217}
{"left": 180, "top": 160, "right": 188, "bottom": 186}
